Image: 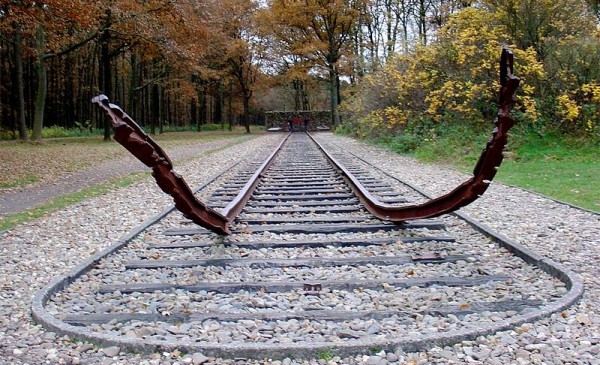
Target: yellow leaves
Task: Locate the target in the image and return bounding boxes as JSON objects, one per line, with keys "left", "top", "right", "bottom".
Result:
{"left": 514, "top": 48, "right": 545, "bottom": 79}
{"left": 586, "top": 120, "right": 595, "bottom": 133}
{"left": 383, "top": 107, "right": 408, "bottom": 127}
{"left": 339, "top": 0, "right": 600, "bottom": 140}
{"left": 557, "top": 94, "right": 580, "bottom": 122}
{"left": 424, "top": 79, "right": 483, "bottom": 124}
{"left": 426, "top": 91, "right": 443, "bottom": 122}
{"left": 417, "top": 71, "right": 430, "bottom": 81}
{"left": 522, "top": 84, "right": 536, "bottom": 96}
{"left": 520, "top": 96, "right": 540, "bottom": 122}
{"left": 582, "top": 83, "right": 600, "bottom": 104}
{"left": 363, "top": 111, "right": 384, "bottom": 130}
{"left": 555, "top": 83, "right": 600, "bottom": 128}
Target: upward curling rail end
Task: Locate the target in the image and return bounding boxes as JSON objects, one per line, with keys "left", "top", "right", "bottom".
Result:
{"left": 312, "top": 47, "right": 520, "bottom": 222}
{"left": 91, "top": 95, "right": 231, "bottom": 235}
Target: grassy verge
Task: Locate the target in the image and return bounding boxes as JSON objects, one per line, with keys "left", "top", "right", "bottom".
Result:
{"left": 0, "top": 124, "right": 265, "bottom": 140}
{"left": 374, "top": 125, "right": 600, "bottom": 212}
{"left": 0, "top": 174, "right": 41, "bottom": 189}
{"left": 494, "top": 135, "right": 599, "bottom": 212}
{"left": 0, "top": 174, "right": 146, "bottom": 231}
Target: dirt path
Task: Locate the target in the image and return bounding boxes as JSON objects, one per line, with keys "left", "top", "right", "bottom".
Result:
{"left": 0, "top": 137, "right": 244, "bottom": 216}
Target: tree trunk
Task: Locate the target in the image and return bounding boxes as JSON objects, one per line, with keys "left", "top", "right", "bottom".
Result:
{"left": 190, "top": 98, "right": 197, "bottom": 129}
{"left": 386, "top": 1, "right": 393, "bottom": 56}
{"left": 301, "top": 82, "right": 310, "bottom": 111}
{"left": 0, "top": 37, "right": 4, "bottom": 135}
{"left": 100, "top": 20, "right": 111, "bottom": 141}
{"left": 32, "top": 25, "right": 47, "bottom": 142}
{"left": 152, "top": 83, "right": 160, "bottom": 134}
{"left": 243, "top": 95, "right": 251, "bottom": 133}
{"left": 64, "top": 54, "right": 75, "bottom": 129}
{"left": 165, "top": 92, "right": 171, "bottom": 127}
{"left": 294, "top": 80, "right": 301, "bottom": 111}
{"left": 199, "top": 89, "right": 206, "bottom": 128}
{"left": 196, "top": 89, "right": 203, "bottom": 132}
{"left": 417, "top": 0, "right": 428, "bottom": 46}
{"left": 329, "top": 65, "right": 341, "bottom": 128}
{"left": 13, "top": 26, "right": 28, "bottom": 141}
{"left": 160, "top": 87, "right": 165, "bottom": 134}
{"left": 216, "top": 81, "right": 223, "bottom": 127}
{"left": 128, "top": 52, "right": 138, "bottom": 118}
{"left": 227, "top": 81, "right": 233, "bottom": 131}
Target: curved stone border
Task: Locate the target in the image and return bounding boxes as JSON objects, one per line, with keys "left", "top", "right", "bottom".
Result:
{"left": 31, "top": 162, "right": 236, "bottom": 336}
{"left": 32, "top": 153, "right": 584, "bottom": 360}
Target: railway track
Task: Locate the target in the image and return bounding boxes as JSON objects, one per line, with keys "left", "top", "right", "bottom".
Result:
{"left": 33, "top": 131, "right": 582, "bottom": 360}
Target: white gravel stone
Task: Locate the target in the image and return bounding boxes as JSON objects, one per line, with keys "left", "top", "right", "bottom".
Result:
{"left": 192, "top": 352, "right": 209, "bottom": 364}
{"left": 1, "top": 132, "right": 598, "bottom": 364}
{"left": 101, "top": 346, "right": 120, "bottom": 357}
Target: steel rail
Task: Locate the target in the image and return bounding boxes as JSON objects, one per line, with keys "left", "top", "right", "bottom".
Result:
{"left": 309, "top": 48, "right": 519, "bottom": 222}
{"left": 220, "top": 133, "right": 291, "bottom": 219}
{"left": 94, "top": 47, "right": 516, "bottom": 229}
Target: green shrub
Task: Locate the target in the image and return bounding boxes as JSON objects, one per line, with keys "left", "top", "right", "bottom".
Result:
{"left": 0, "top": 128, "right": 16, "bottom": 140}
{"left": 386, "top": 132, "right": 422, "bottom": 153}
{"left": 200, "top": 124, "right": 226, "bottom": 131}
{"left": 41, "top": 126, "right": 70, "bottom": 138}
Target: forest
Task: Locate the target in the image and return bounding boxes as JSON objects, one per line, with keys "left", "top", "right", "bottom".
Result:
{"left": 0, "top": 0, "right": 599, "bottom": 142}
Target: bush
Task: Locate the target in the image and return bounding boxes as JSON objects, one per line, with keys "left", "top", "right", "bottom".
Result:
{"left": 386, "top": 132, "right": 422, "bottom": 153}
{"left": 0, "top": 128, "right": 16, "bottom": 140}
{"left": 199, "top": 124, "right": 226, "bottom": 131}
{"left": 41, "top": 126, "right": 70, "bottom": 138}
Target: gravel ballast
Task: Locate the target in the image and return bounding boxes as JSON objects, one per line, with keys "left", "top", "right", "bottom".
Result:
{"left": 1, "top": 132, "right": 599, "bottom": 364}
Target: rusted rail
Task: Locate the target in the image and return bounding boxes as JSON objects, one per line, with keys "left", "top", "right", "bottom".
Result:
{"left": 92, "top": 96, "right": 224, "bottom": 234}
{"left": 92, "top": 96, "right": 289, "bottom": 235}
{"left": 311, "top": 47, "right": 519, "bottom": 221}
{"left": 92, "top": 95, "right": 290, "bottom": 235}
{"left": 220, "top": 134, "right": 290, "bottom": 219}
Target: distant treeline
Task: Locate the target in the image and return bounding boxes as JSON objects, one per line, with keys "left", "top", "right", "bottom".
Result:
{"left": 1, "top": 1, "right": 599, "bottom": 142}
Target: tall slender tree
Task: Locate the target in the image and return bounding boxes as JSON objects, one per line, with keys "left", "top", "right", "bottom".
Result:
{"left": 205, "top": 0, "right": 262, "bottom": 133}
{"left": 267, "top": 0, "right": 365, "bottom": 128}
{"left": 13, "top": 24, "right": 27, "bottom": 141}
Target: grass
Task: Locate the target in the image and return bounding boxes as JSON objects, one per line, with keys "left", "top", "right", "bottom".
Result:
{"left": 494, "top": 136, "right": 599, "bottom": 212}
{"left": 375, "top": 124, "right": 600, "bottom": 212}
{"left": 0, "top": 174, "right": 145, "bottom": 231}
{"left": 0, "top": 174, "right": 40, "bottom": 189}
{"left": 0, "top": 123, "right": 264, "bottom": 140}
{"left": 317, "top": 349, "right": 334, "bottom": 361}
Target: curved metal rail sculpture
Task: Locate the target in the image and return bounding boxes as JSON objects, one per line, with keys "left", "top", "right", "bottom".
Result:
{"left": 93, "top": 47, "right": 519, "bottom": 234}
{"left": 312, "top": 47, "right": 520, "bottom": 221}
{"left": 91, "top": 95, "right": 231, "bottom": 234}
{"left": 92, "top": 95, "right": 288, "bottom": 235}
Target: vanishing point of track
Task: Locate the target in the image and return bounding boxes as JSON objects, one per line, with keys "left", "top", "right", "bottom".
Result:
{"left": 32, "top": 132, "right": 582, "bottom": 360}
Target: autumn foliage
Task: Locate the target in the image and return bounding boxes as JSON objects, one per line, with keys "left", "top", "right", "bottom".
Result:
{"left": 0, "top": 0, "right": 261, "bottom": 140}
{"left": 341, "top": 1, "right": 600, "bottom": 140}
{"left": 0, "top": 0, "right": 599, "bottom": 141}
